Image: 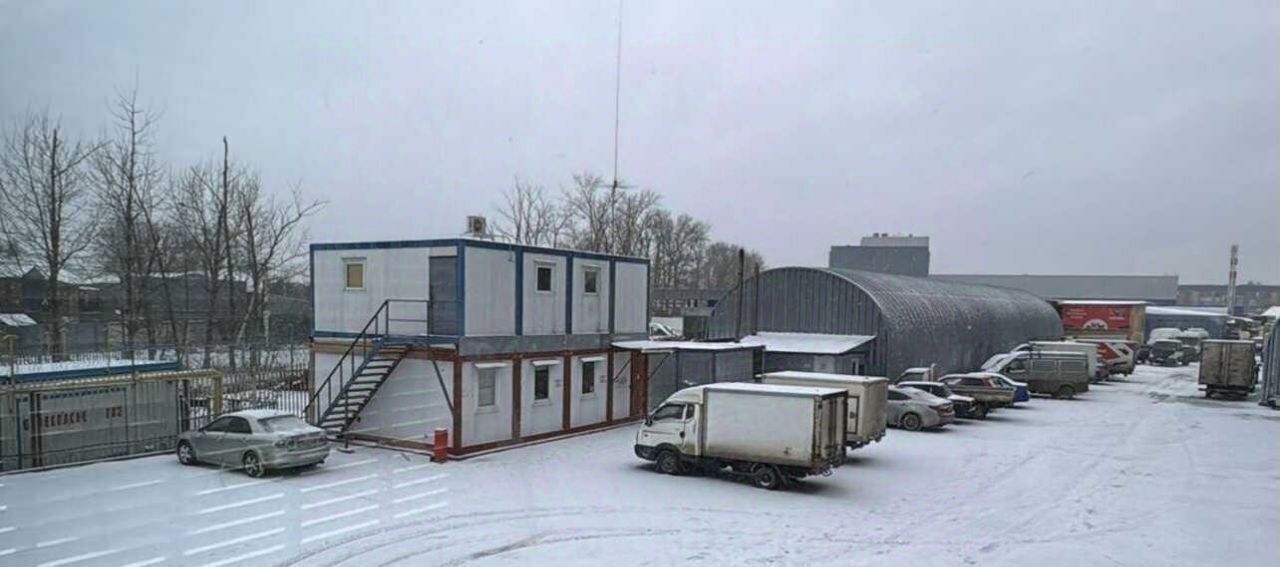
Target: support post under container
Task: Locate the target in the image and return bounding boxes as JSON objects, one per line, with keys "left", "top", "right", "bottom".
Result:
{"left": 433, "top": 428, "right": 449, "bottom": 462}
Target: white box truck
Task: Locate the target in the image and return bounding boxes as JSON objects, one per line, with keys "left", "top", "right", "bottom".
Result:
{"left": 634, "top": 383, "right": 847, "bottom": 490}
{"left": 1199, "top": 339, "right": 1257, "bottom": 399}
{"left": 759, "top": 371, "right": 888, "bottom": 450}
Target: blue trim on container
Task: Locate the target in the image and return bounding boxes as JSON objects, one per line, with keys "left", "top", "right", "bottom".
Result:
{"left": 16, "top": 360, "right": 181, "bottom": 383}
{"left": 311, "top": 237, "right": 650, "bottom": 264}
{"left": 313, "top": 330, "right": 460, "bottom": 342}
{"left": 608, "top": 260, "right": 617, "bottom": 334}
{"left": 457, "top": 241, "right": 467, "bottom": 336}
{"left": 514, "top": 249, "right": 524, "bottom": 336}
{"left": 309, "top": 247, "right": 316, "bottom": 336}
{"left": 565, "top": 256, "right": 574, "bottom": 334}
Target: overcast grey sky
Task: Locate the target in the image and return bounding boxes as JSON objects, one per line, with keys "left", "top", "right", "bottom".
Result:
{"left": 2, "top": 1, "right": 1276, "bottom": 283}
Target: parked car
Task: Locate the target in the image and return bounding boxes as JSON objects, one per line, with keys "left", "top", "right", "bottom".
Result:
{"left": 985, "top": 351, "right": 1091, "bottom": 399}
{"left": 177, "top": 409, "right": 330, "bottom": 477}
{"left": 1014, "top": 341, "right": 1106, "bottom": 382}
{"left": 1075, "top": 338, "right": 1138, "bottom": 376}
{"left": 896, "top": 381, "right": 982, "bottom": 419}
{"left": 976, "top": 372, "right": 1030, "bottom": 403}
{"left": 634, "top": 383, "right": 848, "bottom": 489}
{"left": 897, "top": 365, "right": 939, "bottom": 383}
{"left": 938, "top": 373, "right": 1015, "bottom": 414}
{"left": 886, "top": 386, "right": 954, "bottom": 431}
{"left": 1148, "top": 339, "right": 1186, "bottom": 366}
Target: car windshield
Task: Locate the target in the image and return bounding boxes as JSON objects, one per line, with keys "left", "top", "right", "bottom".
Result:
{"left": 259, "top": 415, "right": 311, "bottom": 433}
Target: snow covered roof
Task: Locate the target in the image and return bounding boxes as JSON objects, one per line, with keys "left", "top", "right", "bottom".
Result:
{"left": 739, "top": 332, "right": 875, "bottom": 354}
{"left": 1056, "top": 300, "right": 1147, "bottom": 306}
{"left": 762, "top": 371, "right": 889, "bottom": 384}
{"left": 0, "top": 313, "right": 36, "bottom": 327}
{"left": 1147, "top": 306, "right": 1229, "bottom": 318}
{"left": 612, "top": 340, "right": 760, "bottom": 352}
{"left": 1262, "top": 306, "right": 1280, "bottom": 319}
{"left": 932, "top": 274, "right": 1179, "bottom": 302}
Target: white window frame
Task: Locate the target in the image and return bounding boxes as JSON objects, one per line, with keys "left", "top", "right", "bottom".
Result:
{"left": 477, "top": 367, "right": 498, "bottom": 407}
{"left": 343, "top": 258, "right": 366, "bottom": 291}
{"left": 535, "top": 263, "right": 555, "bottom": 294}
{"left": 583, "top": 266, "right": 600, "bottom": 295}
{"left": 533, "top": 366, "right": 551, "bottom": 401}
{"left": 581, "top": 360, "right": 596, "bottom": 395}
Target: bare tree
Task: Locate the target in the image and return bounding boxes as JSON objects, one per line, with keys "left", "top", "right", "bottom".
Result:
{"left": 93, "top": 88, "right": 164, "bottom": 355}
{"left": 172, "top": 141, "right": 242, "bottom": 368}
{"left": 648, "top": 211, "right": 710, "bottom": 288}
{"left": 232, "top": 175, "right": 322, "bottom": 366}
{"left": 0, "top": 111, "right": 101, "bottom": 356}
{"left": 493, "top": 178, "right": 567, "bottom": 246}
{"left": 700, "top": 241, "right": 765, "bottom": 290}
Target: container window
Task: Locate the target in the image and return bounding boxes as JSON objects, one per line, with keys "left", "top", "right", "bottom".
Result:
{"left": 581, "top": 360, "right": 596, "bottom": 394}
{"left": 583, "top": 267, "right": 599, "bottom": 294}
{"left": 345, "top": 260, "right": 365, "bottom": 290}
{"left": 478, "top": 368, "right": 497, "bottom": 407}
{"left": 534, "top": 366, "right": 550, "bottom": 400}
{"left": 536, "top": 264, "right": 554, "bottom": 292}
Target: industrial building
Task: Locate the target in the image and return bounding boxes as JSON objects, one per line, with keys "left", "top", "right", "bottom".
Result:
{"left": 829, "top": 234, "right": 931, "bottom": 277}
{"left": 707, "top": 267, "right": 1063, "bottom": 378}
{"left": 309, "top": 238, "right": 650, "bottom": 454}
{"left": 932, "top": 274, "right": 1180, "bottom": 305}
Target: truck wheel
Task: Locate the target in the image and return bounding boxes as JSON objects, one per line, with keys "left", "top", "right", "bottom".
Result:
{"left": 900, "top": 413, "right": 923, "bottom": 431}
{"left": 971, "top": 404, "right": 988, "bottom": 420}
{"left": 1055, "top": 385, "right": 1076, "bottom": 400}
{"left": 752, "top": 465, "right": 783, "bottom": 490}
{"left": 655, "top": 450, "right": 682, "bottom": 476}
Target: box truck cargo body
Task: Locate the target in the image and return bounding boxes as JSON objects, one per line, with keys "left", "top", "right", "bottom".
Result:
{"left": 759, "top": 371, "right": 887, "bottom": 449}
{"left": 634, "top": 383, "right": 847, "bottom": 489}
{"left": 1199, "top": 340, "right": 1257, "bottom": 399}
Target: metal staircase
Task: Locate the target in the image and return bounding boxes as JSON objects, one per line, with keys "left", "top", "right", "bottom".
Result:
{"left": 306, "top": 299, "right": 445, "bottom": 439}
{"left": 315, "top": 340, "right": 409, "bottom": 436}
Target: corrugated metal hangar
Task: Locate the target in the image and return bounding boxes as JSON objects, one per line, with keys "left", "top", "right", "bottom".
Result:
{"left": 708, "top": 267, "right": 1064, "bottom": 378}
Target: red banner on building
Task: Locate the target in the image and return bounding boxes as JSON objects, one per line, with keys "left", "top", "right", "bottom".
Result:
{"left": 1061, "top": 305, "right": 1132, "bottom": 331}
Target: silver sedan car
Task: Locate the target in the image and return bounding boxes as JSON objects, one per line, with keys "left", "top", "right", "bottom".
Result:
{"left": 886, "top": 386, "right": 955, "bottom": 431}
{"left": 177, "top": 409, "right": 330, "bottom": 477}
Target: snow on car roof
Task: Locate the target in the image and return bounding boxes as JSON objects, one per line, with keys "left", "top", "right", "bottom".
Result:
{"left": 738, "top": 332, "right": 876, "bottom": 354}
{"left": 228, "top": 408, "right": 296, "bottom": 419}
{"left": 762, "top": 371, "right": 889, "bottom": 384}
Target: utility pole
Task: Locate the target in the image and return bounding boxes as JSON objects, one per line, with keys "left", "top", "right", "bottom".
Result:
{"left": 1226, "top": 244, "right": 1239, "bottom": 316}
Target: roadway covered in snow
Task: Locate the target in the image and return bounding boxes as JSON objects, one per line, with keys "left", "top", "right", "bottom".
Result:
{"left": 1, "top": 364, "right": 1277, "bottom": 566}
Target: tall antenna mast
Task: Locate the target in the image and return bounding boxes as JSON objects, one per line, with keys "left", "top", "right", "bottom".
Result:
{"left": 611, "top": 0, "right": 623, "bottom": 191}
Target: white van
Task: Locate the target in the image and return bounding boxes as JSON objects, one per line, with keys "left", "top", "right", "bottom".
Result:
{"left": 1014, "top": 341, "right": 1104, "bottom": 381}
{"left": 759, "top": 371, "right": 888, "bottom": 449}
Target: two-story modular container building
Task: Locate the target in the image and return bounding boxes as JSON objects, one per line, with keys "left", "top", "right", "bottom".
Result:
{"left": 308, "top": 238, "right": 650, "bottom": 454}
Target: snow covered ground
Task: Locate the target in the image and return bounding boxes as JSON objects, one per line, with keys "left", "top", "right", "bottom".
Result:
{"left": 1, "top": 364, "right": 1277, "bottom": 566}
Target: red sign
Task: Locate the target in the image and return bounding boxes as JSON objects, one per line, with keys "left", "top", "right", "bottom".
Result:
{"left": 1061, "top": 305, "right": 1132, "bottom": 331}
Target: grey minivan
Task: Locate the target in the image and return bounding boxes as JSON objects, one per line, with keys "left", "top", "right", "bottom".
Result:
{"left": 986, "top": 351, "right": 1090, "bottom": 399}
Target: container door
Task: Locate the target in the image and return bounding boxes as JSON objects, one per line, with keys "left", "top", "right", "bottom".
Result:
{"left": 1200, "top": 344, "right": 1223, "bottom": 385}
{"left": 846, "top": 392, "right": 861, "bottom": 437}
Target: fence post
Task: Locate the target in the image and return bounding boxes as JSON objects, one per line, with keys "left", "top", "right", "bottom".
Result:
{"left": 212, "top": 373, "right": 223, "bottom": 416}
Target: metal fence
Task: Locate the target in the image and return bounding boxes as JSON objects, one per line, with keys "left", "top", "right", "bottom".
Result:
{"left": 0, "top": 370, "right": 221, "bottom": 471}
{"left": 1, "top": 343, "right": 313, "bottom": 472}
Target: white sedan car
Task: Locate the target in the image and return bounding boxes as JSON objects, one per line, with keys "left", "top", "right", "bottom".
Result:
{"left": 177, "top": 409, "right": 329, "bottom": 477}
